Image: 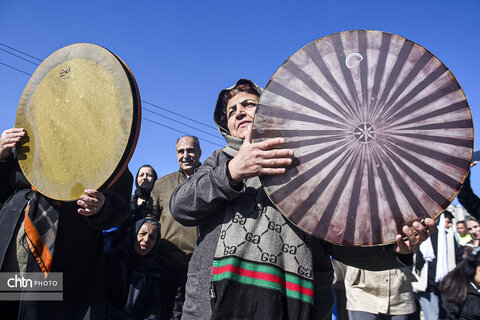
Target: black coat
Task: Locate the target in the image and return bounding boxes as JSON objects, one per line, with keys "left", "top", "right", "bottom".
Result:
{"left": 0, "top": 156, "right": 133, "bottom": 320}
{"left": 458, "top": 173, "right": 480, "bottom": 220}
{"left": 441, "top": 283, "right": 480, "bottom": 320}
{"left": 104, "top": 226, "right": 170, "bottom": 320}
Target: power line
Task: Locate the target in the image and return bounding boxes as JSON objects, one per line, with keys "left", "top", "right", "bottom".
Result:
{"left": 0, "top": 42, "right": 43, "bottom": 62}
{"left": 143, "top": 118, "right": 223, "bottom": 147}
{"left": 144, "top": 107, "right": 222, "bottom": 141}
{"left": 0, "top": 47, "right": 40, "bottom": 66}
{"left": 0, "top": 59, "right": 224, "bottom": 148}
{"left": 0, "top": 61, "right": 32, "bottom": 76}
{"left": 142, "top": 100, "right": 218, "bottom": 131}
{"left": 0, "top": 42, "right": 219, "bottom": 135}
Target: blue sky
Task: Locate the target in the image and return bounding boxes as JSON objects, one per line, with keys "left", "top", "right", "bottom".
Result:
{"left": 0, "top": 0, "right": 479, "bottom": 204}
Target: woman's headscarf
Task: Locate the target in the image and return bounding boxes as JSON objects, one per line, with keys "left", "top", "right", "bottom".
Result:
{"left": 134, "top": 165, "right": 158, "bottom": 199}
{"left": 213, "top": 79, "right": 263, "bottom": 136}
{"left": 121, "top": 218, "right": 163, "bottom": 277}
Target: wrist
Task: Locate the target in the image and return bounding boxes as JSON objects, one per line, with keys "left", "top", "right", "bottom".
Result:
{"left": 227, "top": 161, "right": 243, "bottom": 188}
{"left": 0, "top": 151, "right": 13, "bottom": 161}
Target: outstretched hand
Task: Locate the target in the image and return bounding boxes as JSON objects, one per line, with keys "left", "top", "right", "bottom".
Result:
{"left": 227, "top": 125, "right": 294, "bottom": 185}
{"left": 394, "top": 218, "right": 436, "bottom": 254}
{"left": 77, "top": 189, "right": 106, "bottom": 216}
{"left": 0, "top": 128, "right": 26, "bottom": 160}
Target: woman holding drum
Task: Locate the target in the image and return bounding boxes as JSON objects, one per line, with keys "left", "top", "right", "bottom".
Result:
{"left": 170, "top": 79, "right": 435, "bottom": 320}
{"left": 0, "top": 42, "right": 140, "bottom": 320}
{"left": 0, "top": 127, "right": 133, "bottom": 319}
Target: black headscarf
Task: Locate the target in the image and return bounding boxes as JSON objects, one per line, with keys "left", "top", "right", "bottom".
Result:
{"left": 133, "top": 165, "right": 158, "bottom": 200}
{"left": 120, "top": 218, "right": 162, "bottom": 277}
{"left": 105, "top": 218, "right": 165, "bottom": 319}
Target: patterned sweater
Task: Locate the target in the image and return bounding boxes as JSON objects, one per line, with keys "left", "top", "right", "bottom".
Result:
{"left": 170, "top": 135, "right": 412, "bottom": 320}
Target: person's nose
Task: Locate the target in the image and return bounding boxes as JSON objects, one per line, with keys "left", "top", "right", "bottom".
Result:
{"left": 235, "top": 105, "right": 247, "bottom": 119}
{"left": 144, "top": 234, "right": 152, "bottom": 243}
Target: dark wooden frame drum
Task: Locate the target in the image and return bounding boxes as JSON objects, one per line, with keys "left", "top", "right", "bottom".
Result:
{"left": 15, "top": 43, "right": 141, "bottom": 201}
{"left": 252, "top": 30, "right": 473, "bottom": 246}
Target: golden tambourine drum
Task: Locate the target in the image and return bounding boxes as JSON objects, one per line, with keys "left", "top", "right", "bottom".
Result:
{"left": 15, "top": 43, "right": 141, "bottom": 201}
{"left": 252, "top": 30, "right": 473, "bottom": 246}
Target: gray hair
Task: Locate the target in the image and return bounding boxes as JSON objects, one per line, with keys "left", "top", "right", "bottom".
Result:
{"left": 176, "top": 135, "right": 201, "bottom": 150}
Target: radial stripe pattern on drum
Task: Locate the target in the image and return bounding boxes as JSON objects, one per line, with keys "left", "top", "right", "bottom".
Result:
{"left": 252, "top": 30, "right": 473, "bottom": 246}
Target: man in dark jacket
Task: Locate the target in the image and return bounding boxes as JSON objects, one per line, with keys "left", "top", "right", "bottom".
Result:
{"left": 0, "top": 127, "right": 133, "bottom": 320}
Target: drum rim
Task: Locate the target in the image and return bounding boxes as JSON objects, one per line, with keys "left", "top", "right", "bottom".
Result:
{"left": 15, "top": 42, "right": 141, "bottom": 201}
{"left": 252, "top": 30, "right": 473, "bottom": 246}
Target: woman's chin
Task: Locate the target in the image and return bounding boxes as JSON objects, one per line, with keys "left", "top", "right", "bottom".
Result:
{"left": 136, "top": 246, "right": 151, "bottom": 256}
{"left": 235, "top": 129, "right": 249, "bottom": 139}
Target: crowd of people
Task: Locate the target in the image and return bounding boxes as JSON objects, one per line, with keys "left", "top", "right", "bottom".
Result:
{"left": 333, "top": 169, "right": 480, "bottom": 320}
{"left": 0, "top": 78, "right": 478, "bottom": 320}
{"left": 333, "top": 210, "right": 480, "bottom": 320}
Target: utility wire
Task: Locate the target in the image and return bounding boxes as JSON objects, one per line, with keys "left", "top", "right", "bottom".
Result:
{"left": 0, "top": 42, "right": 219, "bottom": 135}
{"left": 143, "top": 118, "right": 223, "bottom": 147}
{"left": 0, "top": 42, "right": 43, "bottom": 62}
{"left": 142, "top": 100, "right": 218, "bottom": 131}
{"left": 0, "top": 47, "right": 40, "bottom": 66}
{"left": 144, "top": 107, "right": 222, "bottom": 140}
{"left": 0, "top": 61, "right": 32, "bottom": 76}
{"left": 0, "top": 59, "right": 224, "bottom": 147}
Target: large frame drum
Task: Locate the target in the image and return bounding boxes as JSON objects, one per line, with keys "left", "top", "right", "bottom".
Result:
{"left": 15, "top": 43, "right": 141, "bottom": 201}
{"left": 252, "top": 30, "right": 473, "bottom": 245}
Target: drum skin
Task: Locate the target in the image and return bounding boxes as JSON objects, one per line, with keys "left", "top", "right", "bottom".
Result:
{"left": 15, "top": 43, "right": 141, "bottom": 201}
{"left": 252, "top": 30, "right": 473, "bottom": 246}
